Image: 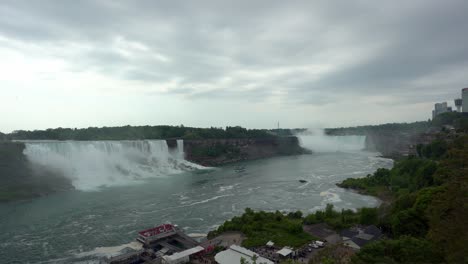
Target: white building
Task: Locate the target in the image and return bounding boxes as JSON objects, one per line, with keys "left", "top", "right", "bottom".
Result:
{"left": 276, "top": 247, "right": 293, "bottom": 258}
{"left": 462, "top": 88, "right": 468, "bottom": 113}
{"left": 162, "top": 246, "right": 204, "bottom": 264}
{"left": 215, "top": 245, "right": 273, "bottom": 264}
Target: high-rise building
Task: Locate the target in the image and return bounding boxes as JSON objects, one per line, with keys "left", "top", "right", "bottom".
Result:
{"left": 432, "top": 102, "right": 449, "bottom": 119}
{"left": 462, "top": 88, "right": 468, "bottom": 113}
{"left": 454, "top": 98, "right": 463, "bottom": 112}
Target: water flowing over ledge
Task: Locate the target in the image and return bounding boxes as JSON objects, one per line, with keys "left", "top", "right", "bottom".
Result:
{"left": 297, "top": 129, "right": 367, "bottom": 153}
{"left": 23, "top": 140, "right": 204, "bottom": 190}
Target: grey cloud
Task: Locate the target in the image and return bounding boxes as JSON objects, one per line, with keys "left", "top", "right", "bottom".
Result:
{"left": 0, "top": 0, "right": 467, "bottom": 107}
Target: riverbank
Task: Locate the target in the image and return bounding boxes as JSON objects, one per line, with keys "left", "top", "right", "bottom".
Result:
{"left": 0, "top": 149, "right": 389, "bottom": 263}
{"left": 0, "top": 136, "right": 308, "bottom": 202}
{"left": 330, "top": 134, "right": 468, "bottom": 263}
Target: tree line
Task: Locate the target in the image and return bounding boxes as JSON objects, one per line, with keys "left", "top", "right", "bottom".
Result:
{"left": 6, "top": 125, "right": 284, "bottom": 141}
{"left": 326, "top": 112, "right": 468, "bottom": 136}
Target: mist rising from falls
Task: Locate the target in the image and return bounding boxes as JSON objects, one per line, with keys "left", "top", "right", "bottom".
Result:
{"left": 298, "top": 129, "right": 366, "bottom": 153}
{"left": 23, "top": 140, "right": 203, "bottom": 191}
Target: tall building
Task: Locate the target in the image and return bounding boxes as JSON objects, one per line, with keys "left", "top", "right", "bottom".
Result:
{"left": 454, "top": 98, "right": 463, "bottom": 112}
{"left": 432, "top": 102, "right": 449, "bottom": 119}
{"left": 463, "top": 88, "right": 468, "bottom": 113}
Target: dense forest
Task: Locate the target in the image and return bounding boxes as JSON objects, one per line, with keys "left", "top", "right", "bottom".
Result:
{"left": 6, "top": 125, "right": 278, "bottom": 141}
{"left": 338, "top": 135, "right": 467, "bottom": 263}
{"left": 326, "top": 112, "right": 468, "bottom": 136}
{"left": 431, "top": 112, "right": 468, "bottom": 130}
{"left": 325, "top": 121, "right": 431, "bottom": 136}
{"left": 4, "top": 126, "right": 309, "bottom": 141}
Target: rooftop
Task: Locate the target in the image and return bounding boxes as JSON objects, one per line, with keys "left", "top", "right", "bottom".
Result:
{"left": 276, "top": 247, "right": 293, "bottom": 257}
{"left": 215, "top": 245, "right": 273, "bottom": 264}
{"left": 163, "top": 246, "right": 204, "bottom": 262}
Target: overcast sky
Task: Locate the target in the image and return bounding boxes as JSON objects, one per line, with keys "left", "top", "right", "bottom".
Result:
{"left": 1, "top": 1, "right": 467, "bottom": 132}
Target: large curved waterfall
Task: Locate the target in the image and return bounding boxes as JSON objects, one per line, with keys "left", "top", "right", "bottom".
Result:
{"left": 23, "top": 140, "right": 203, "bottom": 190}
{"left": 298, "top": 130, "right": 366, "bottom": 152}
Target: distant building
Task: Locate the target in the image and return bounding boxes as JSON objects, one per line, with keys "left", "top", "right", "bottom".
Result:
{"left": 432, "top": 102, "right": 450, "bottom": 119}
{"left": 463, "top": 88, "right": 468, "bottom": 113}
{"left": 454, "top": 98, "right": 463, "bottom": 112}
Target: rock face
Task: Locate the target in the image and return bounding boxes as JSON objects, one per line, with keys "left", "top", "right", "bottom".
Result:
{"left": 364, "top": 132, "right": 415, "bottom": 158}
{"left": 0, "top": 142, "right": 73, "bottom": 202}
{"left": 365, "top": 131, "right": 440, "bottom": 158}
{"left": 182, "top": 136, "right": 309, "bottom": 166}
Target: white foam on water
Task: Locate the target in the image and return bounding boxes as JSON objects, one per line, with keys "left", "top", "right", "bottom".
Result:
{"left": 320, "top": 190, "right": 342, "bottom": 203}
{"left": 298, "top": 181, "right": 312, "bottom": 189}
{"left": 186, "top": 194, "right": 234, "bottom": 206}
{"left": 218, "top": 183, "right": 240, "bottom": 192}
{"left": 74, "top": 241, "right": 143, "bottom": 258}
{"left": 23, "top": 140, "right": 204, "bottom": 190}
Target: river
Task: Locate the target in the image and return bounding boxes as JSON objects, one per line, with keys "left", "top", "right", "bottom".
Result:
{"left": 0, "top": 136, "right": 392, "bottom": 263}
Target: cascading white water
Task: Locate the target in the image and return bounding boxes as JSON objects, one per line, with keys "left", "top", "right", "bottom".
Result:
{"left": 23, "top": 140, "right": 203, "bottom": 191}
{"left": 298, "top": 129, "right": 366, "bottom": 152}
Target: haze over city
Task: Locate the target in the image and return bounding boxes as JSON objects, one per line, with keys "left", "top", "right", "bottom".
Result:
{"left": 1, "top": 0, "right": 468, "bottom": 132}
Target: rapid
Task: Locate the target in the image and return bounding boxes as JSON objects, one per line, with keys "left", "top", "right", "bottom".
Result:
{"left": 0, "top": 135, "right": 392, "bottom": 263}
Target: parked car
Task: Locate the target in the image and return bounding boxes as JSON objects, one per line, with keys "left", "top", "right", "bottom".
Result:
{"left": 315, "top": 241, "right": 325, "bottom": 247}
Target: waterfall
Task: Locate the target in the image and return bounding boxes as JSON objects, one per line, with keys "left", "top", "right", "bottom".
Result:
{"left": 298, "top": 129, "right": 366, "bottom": 153}
{"left": 23, "top": 140, "right": 203, "bottom": 191}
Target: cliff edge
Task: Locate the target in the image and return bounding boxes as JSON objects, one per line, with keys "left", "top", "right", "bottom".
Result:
{"left": 178, "top": 136, "right": 309, "bottom": 166}
{"left": 0, "top": 142, "right": 73, "bottom": 202}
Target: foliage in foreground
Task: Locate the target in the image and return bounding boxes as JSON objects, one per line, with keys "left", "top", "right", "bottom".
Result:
{"left": 303, "top": 204, "right": 378, "bottom": 230}
{"left": 338, "top": 135, "right": 468, "bottom": 263}
{"left": 308, "top": 244, "right": 355, "bottom": 264}
{"left": 208, "top": 208, "right": 313, "bottom": 248}
{"left": 352, "top": 236, "right": 444, "bottom": 264}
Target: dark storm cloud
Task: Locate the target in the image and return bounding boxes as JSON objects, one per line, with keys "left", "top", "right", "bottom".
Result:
{"left": 1, "top": 0, "right": 467, "bottom": 105}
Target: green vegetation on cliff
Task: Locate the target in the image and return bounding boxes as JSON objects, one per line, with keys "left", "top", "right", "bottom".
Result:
{"left": 338, "top": 135, "right": 468, "bottom": 263}
{"left": 208, "top": 208, "right": 313, "bottom": 248}
{"left": 325, "top": 121, "right": 431, "bottom": 136}
{"left": 303, "top": 204, "right": 379, "bottom": 230}
{"left": 326, "top": 113, "right": 468, "bottom": 138}
{"left": 184, "top": 137, "right": 308, "bottom": 166}
{"left": 8, "top": 125, "right": 276, "bottom": 141}
{"left": 352, "top": 236, "right": 444, "bottom": 264}
{"left": 432, "top": 112, "right": 468, "bottom": 131}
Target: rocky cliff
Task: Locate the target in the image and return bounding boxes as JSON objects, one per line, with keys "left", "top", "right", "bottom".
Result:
{"left": 175, "top": 136, "right": 309, "bottom": 166}
{"left": 364, "top": 132, "right": 415, "bottom": 158}
{"left": 0, "top": 142, "right": 73, "bottom": 202}
{"left": 326, "top": 122, "right": 433, "bottom": 158}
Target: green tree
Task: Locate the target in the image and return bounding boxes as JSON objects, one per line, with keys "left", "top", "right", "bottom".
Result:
{"left": 359, "top": 208, "right": 378, "bottom": 225}
{"left": 352, "top": 236, "right": 443, "bottom": 264}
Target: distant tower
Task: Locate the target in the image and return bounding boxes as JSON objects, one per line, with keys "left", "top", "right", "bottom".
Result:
{"left": 454, "top": 98, "right": 462, "bottom": 112}
{"left": 463, "top": 88, "right": 468, "bottom": 113}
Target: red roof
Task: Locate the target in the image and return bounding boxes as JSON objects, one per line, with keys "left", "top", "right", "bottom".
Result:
{"left": 463, "top": 88, "right": 468, "bottom": 91}
{"left": 138, "top": 224, "right": 175, "bottom": 237}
